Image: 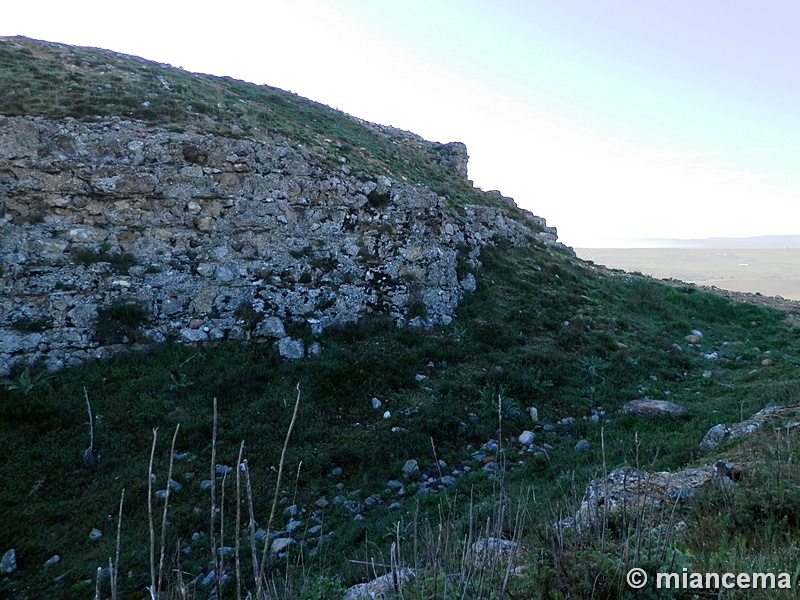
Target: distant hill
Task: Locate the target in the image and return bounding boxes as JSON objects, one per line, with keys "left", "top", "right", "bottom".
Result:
{"left": 641, "top": 234, "right": 800, "bottom": 248}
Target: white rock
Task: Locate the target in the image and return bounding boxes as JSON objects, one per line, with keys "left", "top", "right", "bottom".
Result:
{"left": 44, "top": 554, "right": 60, "bottom": 567}
{"left": 0, "top": 548, "right": 16, "bottom": 574}
{"left": 401, "top": 459, "right": 420, "bottom": 478}
{"left": 270, "top": 537, "right": 295, "bottom": 554}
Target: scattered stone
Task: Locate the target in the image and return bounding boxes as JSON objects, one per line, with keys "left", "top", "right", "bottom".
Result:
{"left": 622, "top": 399, "right": 687, "bottom": 417}
{"left": 383, "top": 410, "right": 391, "bottom": 419}
{"left": 89, "top": 528, "right": 102, "bottom": 540}
{"left": 528, "top": 406, "right": 539, "bottom": 422}
{"left": 363, "top": 494, "right": 380, "bottom": 506}
{"left": 270, "top": 537, "right": 295, "bottom": 554}
{"left": 44, "top": 554, "right": 60, "bottom": 567}
{"left": 518, "top": 430, "right": 536, "bottom": 445}
{"left": 401, "top": 459, "right": 420, "bottom": 478}
{"left": 286, "top": 519, "right": 303, "bottom": 534}
{"left": 574, "top": 440, "right": 590, "bottom": 452}
{"left": 200, "top": 570, "right": 217, "bottom": 588}
{"left": 329, "top": 467, "right": 343, "bottom": 477}
{"left": 480, "top": 439, "right": 500, "bottom": 453}
{"left": 0, "top": 548, "right": 16, "bottom": 574}
{"left": 371, "top": 397, "right": 382, "bottom": 409}
{"left": 460, "top": 273, "right": 477, "bottom": 292}
{"left": 344, "top": 500, "right": 363, "bottom": 514}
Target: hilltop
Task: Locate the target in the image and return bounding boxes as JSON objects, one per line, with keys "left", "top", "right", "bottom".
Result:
{"left": 2, "top": 37, "right": 800, "bottom": 600}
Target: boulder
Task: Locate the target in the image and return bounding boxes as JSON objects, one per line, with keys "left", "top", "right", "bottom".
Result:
{"left": 342, "top": 567, "right": 414, "bottom": 600}
{"left": 401, "top": 459, "right": 420, "bottom": 478}
{"left": 622, "top": 399, "right": 687, "bottom": 417}
{"left": 560, "top": 464, "right": 736, "bottom": 532}
{"left": 700, "top": 405, "right": 797, "bottom": 449}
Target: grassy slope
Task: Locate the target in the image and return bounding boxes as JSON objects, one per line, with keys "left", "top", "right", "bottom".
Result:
{"left": 0, "top": 36, "right": 501, "bottom": 211}
{"left": 2, "top": 37, "right": 800, "bottom": 599}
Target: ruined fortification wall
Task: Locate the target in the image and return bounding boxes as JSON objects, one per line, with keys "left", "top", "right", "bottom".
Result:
{"left": 0, "top": 115, "right": 556, "bottom": 375}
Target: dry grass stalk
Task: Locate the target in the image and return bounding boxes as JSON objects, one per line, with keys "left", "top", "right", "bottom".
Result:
{"left": 256, "top": 383, "right": 301, "bottom": 596}
{"left": 244, "top": 461, "right": 259, "bottom": 586}
{"left": 147, "top": 428, "right": 158, "bottom": 599}
{"left": 157, "top": 424, "right": 180, "bottom": 594}
{"left": 111, "top": 488, "right": 125, "bottom": 600}
{"left": 235, "top": 441, "right": 245, "bottom": 600}
{"left": 83, "top": 387, "right": 97, "bottom": 467}
{"left": 210, "top": 397, "right": 221, "bottom": 600}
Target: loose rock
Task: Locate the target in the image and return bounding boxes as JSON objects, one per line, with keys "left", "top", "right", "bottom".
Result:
{"left": 0, "top": 548, "right": 16, "bottom": 574}
{"left": 622, "top": 399, "right": 687, "bottom": 417}
{"left": 401, "top": 459, "right": 420, "bottom": 478}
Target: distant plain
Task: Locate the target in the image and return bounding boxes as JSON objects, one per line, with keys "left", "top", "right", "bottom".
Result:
{"left": 575, "top": 247, "right": 800, "bottom": 300}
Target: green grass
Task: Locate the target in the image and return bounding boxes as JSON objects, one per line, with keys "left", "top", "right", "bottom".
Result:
{"left": 0, "top": 36, "right": 520, "bottom": 216}
{"left": 2, "top": 238, "right": 800, "bottom": 598}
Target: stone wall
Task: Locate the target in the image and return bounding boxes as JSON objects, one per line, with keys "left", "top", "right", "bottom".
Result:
{"left": 0, "top": 115, "right": 556, "bottom": 375}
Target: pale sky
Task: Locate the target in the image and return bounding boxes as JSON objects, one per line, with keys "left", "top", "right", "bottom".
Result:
{"left": 3, "top": 1, "right": 799, "bottom": 247}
